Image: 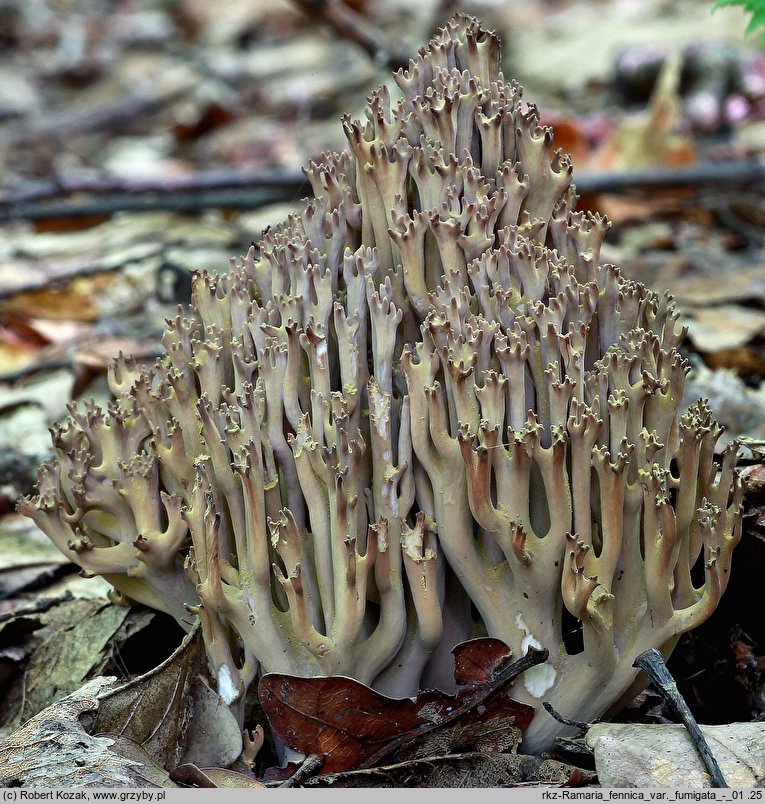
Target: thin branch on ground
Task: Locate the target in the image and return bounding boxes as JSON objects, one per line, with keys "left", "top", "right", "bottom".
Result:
{"left": 1, "top": 159, "right": 764, "bottom": 222}
{"left": 0, "top": 186, "right": 307, "bottom": 222}
{"left": 290, "top": 0, "right": 412, "bottom": 71}
{"left": 279, "top": 755, "right": 324, "bottom": 788}
{"left": 542, "top": 701, "right": 591, "bottom": 732}
{"left": 633, "top": 648, "right": 727, "bottom": 788}
{"left": 577, "top": 158, "right": 765, "bottom": 194}
{"left": 1, "top": 169, "right": 310, "bottom": 205}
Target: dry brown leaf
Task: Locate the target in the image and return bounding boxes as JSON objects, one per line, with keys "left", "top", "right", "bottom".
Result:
{"left": 586, "top": 722, "right": 765, "bottom": 787}
{"left": 100, "top": 735, "right": 177, "bottom": 788}
{"left": 0, "top": 513, "right": 69, "bottom": 596}
{"left": 666, "top": 266, "right": 765, "bottom": 307}
{"left": 179, "top": 677, "right": 244, "bottom": 769}
{"left": 592, "top": 51, "right": 696, "bottom": 171}
{"left": 0, "top": 274, "right": 121, "bottom": 322}
{"left": 259, "top": 642, "right": 540, "bottom": 775}
{"left": 171, "top": 763, "right": 265, "bottom": 788}
{"left": 682, "top": 304, "right": 765, "bottom": 352}
{"left": 92, "top": 624, "right": 242, "bottom": 771}
{"left": 73, "top": 336, "right": 160, "bottom": 369}
{"left": 0, "top": 677, "right": 167, "bottom": 787}
{"left": 92, "top": 625, "right": 204, "bottom": 770}
{"left": 0, "top": 598, "right": 130, "bottom": 733}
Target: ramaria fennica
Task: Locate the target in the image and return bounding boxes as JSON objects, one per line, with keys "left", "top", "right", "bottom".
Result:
{"left": 20, "top": 14, "right": 743, "bottom": 752}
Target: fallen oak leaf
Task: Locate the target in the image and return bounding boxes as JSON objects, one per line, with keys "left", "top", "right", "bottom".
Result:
{"left": 362, "top": 646, "right": 542, "bottom": 769}
{"left": 169, "top": 764, "right": 217, "bottom": 788}
{"left": 395, "top": 639, "right": 532, "bottom": 760}
{"left": 452, "top": 637, "right": 514, "bottom": 685}
{"left": 259, "top": 644, "right": 545, "bottom": 775}
{"left": 170, "top": 764, "right": 266, "bottom": 788}
{"left": 90, "top": 626, "right": 204, "bottom": 770}
{"left": 0, "top": 678, "right": 170, "bottom": 788}
{"left": 259, "top": 675, "right": 436, "bottom": 775}
{"left": 90, "top": 623, "right": 242, "bottom": 772}
{"left": 0, "top": 315, "right": 52, "bottom": 350}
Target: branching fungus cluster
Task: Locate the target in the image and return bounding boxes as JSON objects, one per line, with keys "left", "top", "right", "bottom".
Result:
{"left": 21, "top": 15, "right": 742, "bottom": 751}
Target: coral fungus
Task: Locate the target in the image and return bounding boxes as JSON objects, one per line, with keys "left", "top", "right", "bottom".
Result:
{"left": 20, "top": 14, "right": 742, "bottom": 751}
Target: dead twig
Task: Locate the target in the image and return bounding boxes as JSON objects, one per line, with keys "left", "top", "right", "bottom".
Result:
{"left": 1, "top": 169, "right": 308, "bottom": 206}
{"left": 2, "top": 159, "right": 764, "bottom": 222}
{"left": 0, "top": 187, "right": 306, "bottom": 222}
{"left": 542, "top": 701, "right": 591, "bottom": 732}
{"left": 633, "top": 648, "right": 727, "bottom": 788}
{"left": 577, "top": 158, "right": 765, "bottom": 194}
{"left": 290, "top": 0, "right": 411, "bottom": 71}
{"left": 279, "top": 754, "right": 324, "bottom": 788}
